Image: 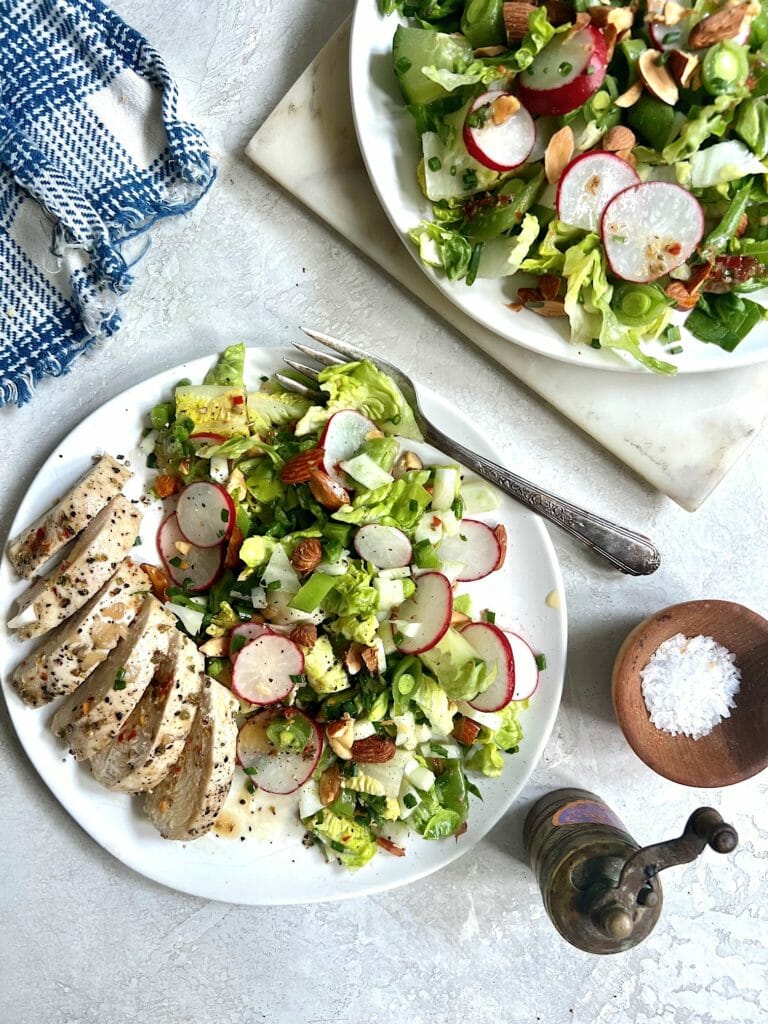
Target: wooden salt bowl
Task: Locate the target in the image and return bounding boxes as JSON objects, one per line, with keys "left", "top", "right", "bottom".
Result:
{"left": 612, "top": 600, "right": 768, "bottom": 787}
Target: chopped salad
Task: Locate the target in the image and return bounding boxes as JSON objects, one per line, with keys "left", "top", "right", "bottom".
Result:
{"left": 141, "top": 344, "right": 541, "bottom": 868}
{"left": 379, "top": 0, "right": 768, "bottom": 371}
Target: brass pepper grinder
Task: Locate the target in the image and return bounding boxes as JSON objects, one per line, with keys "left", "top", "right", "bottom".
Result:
{"left": 524, "top": 788, "right": 738, "bottom": 955}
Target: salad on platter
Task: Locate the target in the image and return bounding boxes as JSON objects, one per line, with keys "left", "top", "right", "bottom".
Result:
{"left": 137, "top": 344, "right": 543, "bottom": 867}
{"left": 378, "top": 0, "right": 768, "bottom": 371}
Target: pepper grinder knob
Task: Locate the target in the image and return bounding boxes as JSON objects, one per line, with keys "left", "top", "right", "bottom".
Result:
{"left": 692, "top": 808, "right": 738, "bottom": 854}
{"left": 599, "top": 905, "right": 634, "bottom": 940}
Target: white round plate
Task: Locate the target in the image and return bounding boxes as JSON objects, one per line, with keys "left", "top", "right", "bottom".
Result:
{"left": 0, "top": 347, "right": 566, "bottom": 904}
{"left": 349, "top": 1, "right": 768, "bottom": 374}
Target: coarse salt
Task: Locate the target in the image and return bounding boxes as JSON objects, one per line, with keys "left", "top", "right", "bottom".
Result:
{"left": 640, "top": 633, "right": 741, "bottom": 741}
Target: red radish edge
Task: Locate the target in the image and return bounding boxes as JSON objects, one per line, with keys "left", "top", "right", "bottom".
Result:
{"left": 555, "top": 151, "right": 640, "bottom": 233}
{"left": 231, "top": 633, "right": 304, "bottom": 705}
{"left": 229, "top": 621, "right": 273, "bottom": 656}
{"left": 436, "top": 520, "right": 502, "bottom": 582}
{"left": 601, "top": 181, "right": 704, "bottom": 283}
{"left": 319, "top": 409, "right": 379, "bottom": 487}
{"left": 157, "top": 512, "right": 223, "bottom": 593}
{"left": 517, "top": 27, "right": 607, "bottom": 117}
{"left": 176, "top": 481, "right": 235, "bottom": 549}
{"left": 237, "top": 708, "right": 323, "bottom": 795}
{"left": 462, "top": 622, "right": 516, "bottom": 712}
{"left": 462, "top": 91, "right": 536, "bottom": 173}
{"left": 354, "top": 524, "right": 412, "bottom": 568}
{"left": 505, "top": 632, "right": 540, "bottom": 701}
{"left": 393, "top": 571, "right": 453, "bottom": 655}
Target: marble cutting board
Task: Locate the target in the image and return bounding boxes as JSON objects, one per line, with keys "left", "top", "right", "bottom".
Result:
{"left": 246, "top": 20, "right": 768, "bottom": 511}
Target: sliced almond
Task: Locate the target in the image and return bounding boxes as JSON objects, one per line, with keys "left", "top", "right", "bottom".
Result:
{"left": 451, "top": 609, "right": 471, "bottom": 626}
{"left": 602, "top": 125, "right": 637, "bottom": 152}
{"left": 199, "top": 636, "right": 228, "bottom": 657}
{"left": 615, "top": 79, "right": 644, "bottom": 108}
{"left": 503, "top": 1, "right": 537, "bottom": 42}
{"left": 474, "top": 44, "right": 508, "bottom": 57}
{"left": 688, "top": 4, "right": 747, "bottom": 48}
{"left": 544, "top": 124, "right": 575, "bottom": 185}
{"left": 662, "top": 0, "right": 687, "bottom": 25}
{"left": 491, "top": 94, "right": 521, "bottom": 125}
{"left": 538, "top": 274, "right": 562, "bottom": 300}
{"left": 615, "top": 148, "right": 637, "bottom": 168}
{"left": 667, "top": 48, "right": 700, "bottom": 88}
{"left": 526, "top": 299, "right": 568, "bottom": 318}
{"left": 565, "top": 11, "right": 591, "bottom": 38}
{"left": 326, "top": 718, "right": 355, "bottom": 760}
{"left": 588, "top": 5, "right": 635, "bottom": 33}
{"left": 603, "top": 23, "right": 619, "bottom": 62}
{"left": 638, "top": 49, "right": 679, "bottom": 106}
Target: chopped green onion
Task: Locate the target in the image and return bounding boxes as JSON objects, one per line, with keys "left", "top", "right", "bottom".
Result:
{"left": 485, "top": 610, "right": 496, "bottom": 624}
{"left": 559, "top": 61, "right": 572, "bottom": 76}
{"left": 535, "top": 653, "right": 547, "bottom": 671}
{"left": 428, "top": 156, "right": 442, "bottom": 172}
{"left": 403, "top": 793, "right": 417, "bottom": 809}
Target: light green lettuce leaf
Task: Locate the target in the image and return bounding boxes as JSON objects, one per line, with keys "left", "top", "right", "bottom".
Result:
{"left": 409, "top": 220, "right": 473, "bottom": 281}
{"left": 308, "top": 809, "right": 377, "bottom": 868}
{"left": 294, "top": 359, "right": 422, "bottom": 441}
{"left": 418, "top": 628, "right": 494, "bottom": 701}
{"left": 476, "top": 213, "right": 540, "bottom": 278}
{"left": 331, "top": 471, "right": 432, "bottom": 529}
{"left": 203, "top": 343, "right": 245, "bottom": 387}
{"left": 411, "top": 674, "right": 455, "bottom": 736}
{"left": 247, "top": 390, "right": 310, "bottom": 436}
{"left": 421, "top": 60, "right": 505, "bottom": 92}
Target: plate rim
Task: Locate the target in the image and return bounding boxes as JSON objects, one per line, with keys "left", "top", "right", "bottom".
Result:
{"left": 0, "top": 345, "right": 567, "bottom": 904}
{"left": 348, "top": 0, "right": 768, "bottom": 376}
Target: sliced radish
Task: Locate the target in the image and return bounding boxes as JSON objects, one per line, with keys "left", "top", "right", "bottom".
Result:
{"left": 649, "top": 19, "right": 690, "bottom": 50}
{"left": 601, "top": 181, "right": 704, "bottom": 283}
{"left": 157, "top": 513, "right": 223, "bottom": 592}
{"left": 231, "top": 633, "right": 304, "bottom": 704}
{"left": 354, "top": 524, "right": 412, "bottom": 568}
{"left": 463, "top": 623, "right": 515, "bottom": 712}
{"left": 517, "top": 27, "right": 607, "bottom": 116}
{"left": 393, "top": 572, "right": 453, "bottom": 655}
{"left": 506, "top": 632, "right": 540, "bottom": 700}
{"left": 319, "top": 410, "right": 378, "bottom": 487}
{"left": 463, "top": 91, "right": 536, "bottom": 173}
{"left": 556, "top": 152, "right": 640, "bottom": 233}
{"left": 436, "top": 520, "right": 501, "bottom": 582}
{"left": 237, "top": 708, "right": 323, "bottom": 794}
{"left": 176, "top": 481, "right": 235, "bottom": 548}
{"left": 229, "top": 621, "right": 273, "bottom": 656}
{"left": 189, "top": 432, "right": 226, "bottom": 455}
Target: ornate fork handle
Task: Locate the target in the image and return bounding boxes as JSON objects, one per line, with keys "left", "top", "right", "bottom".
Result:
{"left": 425, "top": 425, "right": 661, "bottom": 576}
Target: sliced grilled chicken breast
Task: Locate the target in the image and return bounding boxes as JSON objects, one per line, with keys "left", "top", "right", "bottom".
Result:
{"left": 7, "top": 494, "right": 142, "bottom": 641}
{"left": 51, "top": 596, "right": 174, "bottom": 761}
{"left": 12, "top": 560, "right": 150, "bottom": 708}
{"left": 8, "top": 455, "right": 131, "bottom": 579}
{"left": 145, "top": 677, "right": 239, "bottom": 841}
{"left": 90, "top": 630, "right": 204, "bottom": 793}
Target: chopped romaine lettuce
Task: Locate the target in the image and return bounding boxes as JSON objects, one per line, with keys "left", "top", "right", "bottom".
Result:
{"left": 309, "top": 809, "right": 377, "bottom": 868}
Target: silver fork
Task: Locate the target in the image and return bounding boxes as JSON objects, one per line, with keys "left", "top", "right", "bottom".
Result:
{"left": 277, "top": 328, "right": 661, "bottom": 576}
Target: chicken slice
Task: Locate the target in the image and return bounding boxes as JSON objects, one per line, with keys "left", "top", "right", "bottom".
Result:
{"left": 8, "top": 455, "right": 132, "bottom": 579}
{"left": 145, "top": 677, "right": 240, "bottom": 841}
{"left": 12, "top": 560, "right": 151, "bottom": 708}
{"left": 90, "top": 630, "right": 204, "bottom": 793}
{"left": 7, "top": 494, "right": 142, "bottom": 641}
{"left": 51, "top": 596, "right": 174, "bottom": 761}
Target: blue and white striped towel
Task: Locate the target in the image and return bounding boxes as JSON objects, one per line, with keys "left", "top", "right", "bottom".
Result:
{"left": 0, "top": 0, "right": 215, "bottom": 407}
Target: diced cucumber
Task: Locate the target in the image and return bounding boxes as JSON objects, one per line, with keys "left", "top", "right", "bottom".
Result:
{"left": 431, "top": 466, "right": 460, "bottom": 511}
{"left": 460, "top": 480, "right": 500, "bottom": 514}
{"left": 374, "top": 576, "right": 408, "bottom": 610}
{"left": 339, "top": 452, "right": 394, "bottom": 490}
{"left": 404, "top": 759, "right": 436, "bottom": 792}
{"left": 378, "top": 619, "right": 397, "bottom": 655}
{"left": 166, "top": 602, "right": 205, "bottom": 635}
{"left": 393, "top": 26, "right": 473, "bottom": 106}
